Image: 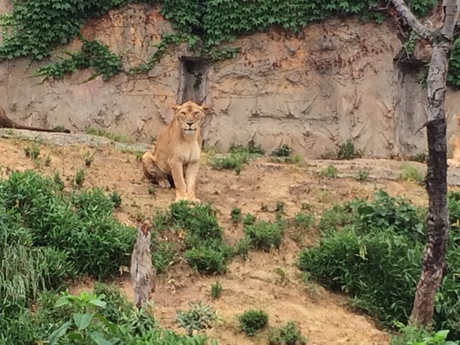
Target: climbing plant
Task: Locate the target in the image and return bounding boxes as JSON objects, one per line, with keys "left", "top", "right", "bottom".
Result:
{"left": 0, "top": 0, "right": 441, "bottom": 80}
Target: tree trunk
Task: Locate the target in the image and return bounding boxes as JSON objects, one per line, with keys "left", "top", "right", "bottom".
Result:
{"left": 390, "top": 0, "right": 458, "bottom": 327}
{"left": 130, "top": 221, "right": 157, "bottom": 309}
{"left": 410, "top": 38, "right": 451, "bottom": 327}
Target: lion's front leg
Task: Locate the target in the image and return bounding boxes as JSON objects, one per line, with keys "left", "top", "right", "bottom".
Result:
{"left": 185, "top": 161, "right": 201, "bottom": 202}
{"left": 170, "top": 160, "right": 187, "bottom": 201}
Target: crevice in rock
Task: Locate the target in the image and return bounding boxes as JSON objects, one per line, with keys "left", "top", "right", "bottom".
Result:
{"left": 177, "top": 57, "right": 211, "bottom": 105}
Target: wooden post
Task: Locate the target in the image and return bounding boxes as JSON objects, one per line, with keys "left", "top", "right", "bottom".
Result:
{"left": 130, "top": 221, "right": 157, "bottom": 309}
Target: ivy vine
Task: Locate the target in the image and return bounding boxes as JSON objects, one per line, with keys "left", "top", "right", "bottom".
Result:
{"left": 0, "top": 0, "right": 444, "bottom": 81}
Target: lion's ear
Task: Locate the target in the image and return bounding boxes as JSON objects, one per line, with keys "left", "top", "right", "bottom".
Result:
{"left": 171, "top": 104, "right": 179, "bottom": 112}
{"left": 201, "top": 105, "right": 210, "bottom": 112}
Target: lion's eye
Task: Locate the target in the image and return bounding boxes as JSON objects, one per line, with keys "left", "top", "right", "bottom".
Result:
{"left": 193, "top": 112, "right": 200, "bottom": 117}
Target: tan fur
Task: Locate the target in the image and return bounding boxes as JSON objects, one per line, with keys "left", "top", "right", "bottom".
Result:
{"left": 142, "top": 101, "right": 209, "bottom": 202}
{"left": 448, "top": 117, "right": 460, "bottom": 168}
{"left": 0, "top": 107, "right": 70, "bottom": 133}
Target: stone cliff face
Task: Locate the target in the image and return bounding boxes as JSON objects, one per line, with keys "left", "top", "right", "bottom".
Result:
{"left": 1, "top": 2, "right": 460, "bottom": 158}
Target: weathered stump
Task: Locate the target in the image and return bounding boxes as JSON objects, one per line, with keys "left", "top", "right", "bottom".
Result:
{"left": 130, "top": 221, "right": 156, "bottom": 309}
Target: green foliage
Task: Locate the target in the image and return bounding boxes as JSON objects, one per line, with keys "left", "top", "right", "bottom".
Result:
{"left": 399, "top": 163, "right": 425, "bottom": 184}
{"left": 83, "top": 151, "right": 96, "bottom": 167}
{"left": 35, "top": 37, "right": 123, "bottom": 80}
{"left": 176, "top": 302, "right": 219, "bottom": 336}
{"left": 24, "top": 144, "right": 41, "bottom": 159}
{"left": 298, "top": 189, "right": 460, "bottom": 338}
{"left": 231, "top": 207, "right": 242, "bottom": 223}
{"left": 156, "top": 201, "right": 238, "bottom": 274}
{"left": 109, "top": 191, "right": 122, "bottom": 208}
{"left": 268, "top": 321, "right": 307, "bottom": 345}
{"left": 0, "top": 0, "right": 440, "bottom": 81}
{"left": 391, "top": 324, "right": 459, "bottom": 345}
{"left": 354, "top": 169, "right": 370, "bottom": 181}
{"left": 408, "top": 152, "right": 427, "bottom": 163}
{"left": 293, "top": 212, "right": 315, "bottom": 229}
{"left": 448, "top": 37, "right": 460, "bottom": 89}
{"left": 152, "top": 241, "right": 178, "bottom": 273}
{"left": 85, "top": 126, "right": 131, "bottom": 143}
{"left": 337, "top": 140, "right": 363, "bottom": 160}
{"left": 209, "top": 141, "right": 264, "bottom": 174}
{"left": 239, "top": 309, "right": 269, "bottom": 336}
{"left": 319, "top": 165, "right": 338, "bottom": 179}
{"left": 0, "top": 170, "right": 135, "bottom": 282}
{"left": 235, "top": 237, "right": 250, "bottom": 260}
{"left": 74, "top": 168, "right": 85, "bottom": 187}
{"left": 271, "top": 145, "right": 292, "bottom": 158}
{"left": 244, "top": 220, "right": 283, "bottom": 251}
{"left": 210, "top": 281, "right": 223, "bottom": 299}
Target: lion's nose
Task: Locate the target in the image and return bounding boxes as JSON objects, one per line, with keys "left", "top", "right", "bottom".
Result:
{"left": 186, "top": 122, "right": 193, "bottom": 127}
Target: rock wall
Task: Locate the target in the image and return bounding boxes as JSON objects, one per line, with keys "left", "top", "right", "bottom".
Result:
{"left": 1, "top": 2, "right": 460, "bottom": 158}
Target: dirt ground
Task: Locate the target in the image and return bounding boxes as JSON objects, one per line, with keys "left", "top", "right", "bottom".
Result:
{"left": 3, "top": 131, "right": 460, "bottom": 345}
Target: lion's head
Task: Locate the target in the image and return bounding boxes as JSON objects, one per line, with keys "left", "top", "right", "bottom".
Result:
{"left": 172, "top": 101, "right": 209, "bottom": 136}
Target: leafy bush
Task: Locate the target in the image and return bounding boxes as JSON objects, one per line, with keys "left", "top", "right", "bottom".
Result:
{"left": 185, "top": 245, "right": 228, "bottom": 274}
{"left": 298, "top": 189, "right": 460, "bottom": 338}
{"left": 176, "top": 302, "right": 219, "bottom": 336}
{"left": 239, "top": 309, "right": 269, "bottom": 336}
{"left": 0, "top": 170, "right": 135, "bottom": 279}
{"left": 399, "top": 164, "right": 425, "bottom": 184}
{"left": 337, "top": 140, "right": 363, "bottom": 160}
{"left": 319, "top": 165, "right": 338, "bottom": 179}
{"left": 159, "top": 201, "right": 236, "bottom": 274}
{"left": 268, "top": 321, "right": 307, "bottom": 345}
{"left": 244, "top": 220, "right": 283, "bottom": 251}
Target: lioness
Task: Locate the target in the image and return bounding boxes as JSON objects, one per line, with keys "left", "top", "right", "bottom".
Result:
{"left": 142, "top": 101, "right": 209, "bottom": 202}
{"left": 0, "top": 106, "right": 71, "bottom": 133}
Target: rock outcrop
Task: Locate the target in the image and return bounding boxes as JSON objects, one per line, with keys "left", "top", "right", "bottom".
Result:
{"left": 1, "top": 2, "right": 460, "bottom": 158}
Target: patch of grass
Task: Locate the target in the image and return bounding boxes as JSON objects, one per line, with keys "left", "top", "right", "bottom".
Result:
{"left": 407, "top": 152, "right": 427, "bottom": 163}
{"left": 244, "top": 220, "right": 283, "bottom": 251}
{"left": 209, "top": 140, "right": 264, "bottom": 174}
{"left": 231, "top": 207, "right": 242, "bottom": 223}
{"left": 319, "top": 165, "right": 338, "bottom": 179}
{"left": 354, "top": 169, "right": 370, "bottom": 181}
{"left": 239, "top": 309, "right": 269, "bottom": 336}
{"left": 337, "top": 140, "right": 363, "bottom": 160}
{"left": 24, "top": 144, "right": 41, "bottom": 159}
{"left": 210, "top": 281, "right": 223, "bottom": 299}
{"left": 109, "top": 191, "right": 122, "bottom": 208}
{"left": 243, "top": 213, "right": 256, "bottom": 226}
{"left": 268, "top": 321, "right": 307, "bottom": 345}
{"left": 269, "top": 145, "right": 302, "bottom": 164}
{"left": 235, "top": 237, "right": 250, "bottom": 260}
{"left": 85, "top": 126, "right": 131, "bottom": 143}
{"left": 293, "top": 212, "right": 315, "bottom": 229}
{"left": 399, "top": 164, "right": 424, "bottom": 184}
{"left": 73, "top": 168, "right": 85, "bottom": 187}
{"left": 152, "top": 241, "right": 177, "bottom": 273}
{"left": 271, "top": 144, "right": 292, "bottom": 157}
{"left": 83, "top": 151, "right": 96, "bottom": 167}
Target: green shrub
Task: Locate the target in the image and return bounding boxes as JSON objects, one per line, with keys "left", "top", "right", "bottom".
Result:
{"left": 239, "top": 309, "right": 269, "bottom": 336}
{"left": 268, "top": 321, "right": 307, "bottom": 345}
{"left": 354, "top": 169, "right": 370, "bottom": 181}
{"left": 0, "top": 170, "right": 135, "bottom": 280}
{"left": 297, "top": 189, "right": 460, "bottom": 338}
{"left": 271, "top": 145, "right": 292, "bottom": 157}
{"left": 210, "top": 281, "right": 223, "bottom": 299}
{"left": 337, "top": 140, "right": 363, "bottom": 160}
{"left": 245, "top": 220, "right": 283, "bottom": 251}
{"left": 399, "top": 164, "right": 424, "bottom": 184}
{"left": 293, "top": 212, "right": 315, "bottom": 229}
{"left": 235, "top": 237, "right": 250, "bottom": 260}
{"left": 185, "top": 245, "right": 228, "bottom": 274}
{"left": 152, "top": 241, "right": 178, "bottom": 273}
{"left": 176, "top": 302, "right": 219, "bottom": 336}
{"left": 231, "top": 207, "right": 242, "bottom": 223}
{"left": 319, "top": 165, "right": 338, "bottom": 179}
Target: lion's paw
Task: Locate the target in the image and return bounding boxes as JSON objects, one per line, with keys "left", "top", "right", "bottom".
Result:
{"left": 158, "top": 179, "right": 171, "bottom": 188}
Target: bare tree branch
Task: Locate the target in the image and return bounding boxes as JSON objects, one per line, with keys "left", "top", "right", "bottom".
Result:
{"left": 390, "top": 0, "right": 433, "bottom": 39}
